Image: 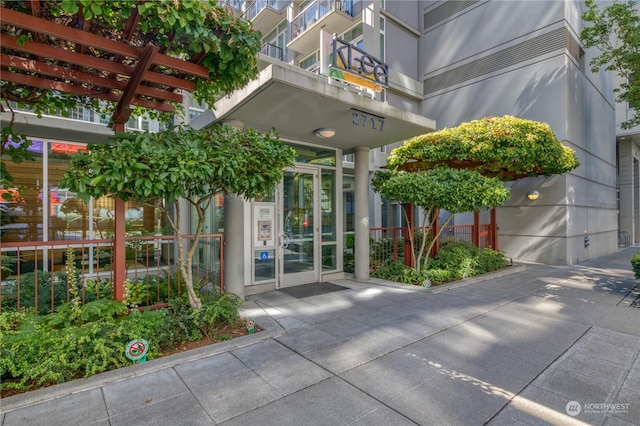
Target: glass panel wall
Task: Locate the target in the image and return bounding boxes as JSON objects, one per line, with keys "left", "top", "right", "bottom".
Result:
{"left": 321, "top": 169, "right": 337, "bottom": 271}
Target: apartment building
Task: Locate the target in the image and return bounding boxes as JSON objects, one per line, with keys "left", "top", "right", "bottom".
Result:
{"left": 1, "top": 0, "right": 623, "bottom": 299}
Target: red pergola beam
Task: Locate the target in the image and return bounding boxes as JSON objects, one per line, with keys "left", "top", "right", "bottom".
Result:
{"left": 0, "top": 71, "right": 174, "bottom": 112}
{"left": 1, "top": 54, "right": 183, "bottom": 103}
{"left": 0, "top": 7, "right": 210, "bottom": 78}
{"left": 112, "top": 44, "right": 160, "bottom": 124}
{"left": 0, "top": 34, "right": 196, "bottom": 92}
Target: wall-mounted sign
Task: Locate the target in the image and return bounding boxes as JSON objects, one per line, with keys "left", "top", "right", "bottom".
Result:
{"left": 320, "top": 31, "right": 389, "bottom": 92}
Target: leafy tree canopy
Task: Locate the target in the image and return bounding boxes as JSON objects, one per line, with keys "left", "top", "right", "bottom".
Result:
{"left": 60, "top": 125, "right": 296, "bottom": 309}
{"left": 372, "top": 167, "right": 510, "bottom": 215}
{"left": 386, "top": 116, "right": 580, "bottom": 180}
{"left": 372, "top": 167, "right": 510, "bottom": 272}
{"left": 60, "top": 125, "right": 296, "bottom": 205}
{"left": 581, "top": 0, "right": 640, "bottom": 130}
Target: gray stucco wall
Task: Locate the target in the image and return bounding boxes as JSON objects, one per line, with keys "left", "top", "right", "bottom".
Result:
{"left": 413, "top": 0, "right": 616, "bottom": 265}
{"left": 386, "top": 21, "right": 420, "bottom": 81}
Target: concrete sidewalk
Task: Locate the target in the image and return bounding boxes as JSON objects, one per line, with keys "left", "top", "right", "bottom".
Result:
{"left": 1, "top": 248, "right": 639, "bottom": 425}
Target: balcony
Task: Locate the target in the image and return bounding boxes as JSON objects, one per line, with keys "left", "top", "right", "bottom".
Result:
{"left": 217, "top": 0, "right": 244, "bottom": 17}
{"left": 288, "top": 0, "right": 355, "bottom": 55}
{"left": 246, "top": 0, "right": 290, "bottom": 35}
{"left": 261, "top": 42, "right": 285, "bottom": 61}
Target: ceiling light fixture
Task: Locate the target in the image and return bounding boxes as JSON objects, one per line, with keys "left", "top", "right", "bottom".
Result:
{"left": 527, "top": 190, "right": 540, "bottom": 201}
{"left": 314, "top": 128, "right": 336, "bottom": 138}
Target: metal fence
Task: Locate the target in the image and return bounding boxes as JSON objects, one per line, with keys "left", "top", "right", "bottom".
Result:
{"left": 368, "top": 224, "right": 494, "bottom": 268}
{"left": 0, "top": 234, "right": 224, "bottom": 314}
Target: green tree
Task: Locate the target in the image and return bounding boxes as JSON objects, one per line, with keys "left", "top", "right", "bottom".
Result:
{"left": 372, "top": 168, "right": 509, "bottom": 272}
{"left": 375, "top": 115, "right": 580, "bottom": 272}
{"left": 581, "top": 0, "right": 640, "bottom": 129}
{"left": 61, "top": 126, "right": 296, "bottom": 309}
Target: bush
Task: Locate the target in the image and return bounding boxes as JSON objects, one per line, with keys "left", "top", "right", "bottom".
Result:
{"left": 0, "top": 292, "right": 245, "bottom": 393}
{"left": 631, "top": 253, "right": 640, "bottom": 280}
{"left": 432, "top": 241, "right": 480, "bottom": 279}
{"left": 370, "top": 241, "right": 508, "bottom": 287}
{"left": 476, "top": 248, "right": 509, "bottom": 273}
{"left": 371, "top": 261, "right": 421, "bottom": 284}
{"left": 421, "top": 269, "right": 454, "bottom": 285}
{"left": 1, "top": 271, "right": 83, "bottom": 314}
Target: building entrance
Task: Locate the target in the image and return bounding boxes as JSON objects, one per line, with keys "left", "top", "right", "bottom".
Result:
{"left": 278, "top": 166, "right": 320, "bottom": 288}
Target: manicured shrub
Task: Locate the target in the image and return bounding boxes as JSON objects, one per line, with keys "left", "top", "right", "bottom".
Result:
{"left": 370, "top": 241, "right": 508, "bottom": 287}
{"left": 432, "top": 241, "right": 479, "bottom": 279}
{"left": 631, "top": 253, "right": 640, "bottom": 280}
{"left": 476, "top": 248, "right": 509, "bottom": 274}
{"left": 420, "top": 269, "right": 454, "bottom": 285}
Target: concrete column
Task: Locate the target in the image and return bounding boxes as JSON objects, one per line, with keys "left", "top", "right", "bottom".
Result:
{"left": 355, "top": 147, "right": 370, "bottom": 280}
{"left": 618, "top": 140, "right": 634, "bottom": 242}
{"left": 224, "top": 194, "right": 245, "bottom": 300}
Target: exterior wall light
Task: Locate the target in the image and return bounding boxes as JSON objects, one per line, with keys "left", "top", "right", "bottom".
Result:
{"left": 527, "top": 190, "right": 540, "bottom": 201}
{"left": 314, "top": 128, "right": 336, "bottom": 138}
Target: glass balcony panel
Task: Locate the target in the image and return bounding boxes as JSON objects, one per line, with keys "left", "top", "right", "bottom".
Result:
{"left": 289, "top": 0, "right": 354, "bottom": 55}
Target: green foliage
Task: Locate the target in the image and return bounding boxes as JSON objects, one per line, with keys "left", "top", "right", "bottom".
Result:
{"left": 631, "top": 253, "right": 640, "bottom": 280}
{"left": 432, "top": 241, "right": 480, "bottom": 279}
{"left": 373, "top": 168, "right": 510, "bottom": 216}
{"left": 0, "top": 291, "right": 244, "bottom": 393}
{"left": 1, "top": 271, "right": 80, "bottom": 314}
{"left": 371, "top": 243, "right": 508, "bottom": 286}
{"left": 371, "top": 261, "right": 421, "bottom": 284}
{"left": 372, "top": 167, "right": 509, "bottom": 271}
{"left": 386, "top": 116, "right": 580, "bottom": 178}
{"left": 192, "top": 293, "right": 243, "bottom": 338}
{"left": 370, "top": 236, "right": 404, "bottom": 265}
{"left": 42, "top": 299, "right": 128, "bottom": 330}
{"left": 60, "top": 125, "right": 295, "bottom": 309}
{"left": 2, "top": 0, "right": 262, "bottom": 123}
{"left": 421, "top": 269, "right": 454, "bottom": 285}
{"left": 61, "top": 126, "right": 296, "bottom": 204}
{"left": 581, "top": 0, "right": 640, "bottom": 130}
{"left": 476, "top": 248, "right": 510, "bottom": 274}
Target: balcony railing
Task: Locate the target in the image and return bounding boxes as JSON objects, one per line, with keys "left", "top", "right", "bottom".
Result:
{"left": 246, "top": 0, "right": 288, "bottom": 21}
{"left": 291, "top": 0, "right": 353, "bottom": 39}
{"left": 261, "top": 42, "right": 284, "bottom": 61}
{"left": 1, "top": 234, "right": 224, "bottom": 314}
{"left": 218, "top": 0, "right": 244, "bottom": 11}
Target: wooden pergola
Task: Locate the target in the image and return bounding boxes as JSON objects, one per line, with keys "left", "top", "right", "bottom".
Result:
{"left": 0, "top": 3, "right": 210, "bottom": 128}
{"left": 1, "top": 2, "right": 217, "bottom": 299}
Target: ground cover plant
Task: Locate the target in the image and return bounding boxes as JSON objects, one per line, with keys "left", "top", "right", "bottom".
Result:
{"left": 0, "top": 292, "right": 246, "bottom": 396}
{"left": 0, "top": 247, "right": 249, "bottom": 396}
{"left": 371, "top": 241, "right": 509, "bottom": 286}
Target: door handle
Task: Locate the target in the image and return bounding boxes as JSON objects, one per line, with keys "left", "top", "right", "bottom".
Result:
{"left": 281, "top": 234, "right": 289, "bottom": 248}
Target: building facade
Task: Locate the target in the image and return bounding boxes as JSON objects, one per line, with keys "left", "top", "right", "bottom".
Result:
{"left": 1, "top": 0, "right": 624, "bottom": 300}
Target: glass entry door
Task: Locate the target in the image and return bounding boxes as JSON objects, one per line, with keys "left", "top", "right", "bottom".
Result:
{"left": 279, "top": 167, "right": 320, "bottom": 288}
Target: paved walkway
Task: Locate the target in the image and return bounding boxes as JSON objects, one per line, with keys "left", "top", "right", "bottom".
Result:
{"left": 1, "top": 248, "right": 640, "bottom": 426}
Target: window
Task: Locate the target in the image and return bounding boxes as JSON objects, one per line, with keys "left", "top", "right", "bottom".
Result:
{"left": 343, "top": 24, "right": 363, "bottom": 44}
{"left": 300, "top": 51, "right": 319, "bottom": 72}
{"left": 343, "top": 153, "right": 355, "bottom": 164}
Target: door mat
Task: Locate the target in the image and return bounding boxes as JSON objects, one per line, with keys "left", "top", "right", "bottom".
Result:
{"left": 279, "top": 282, "right": 348, "bottom": 299}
